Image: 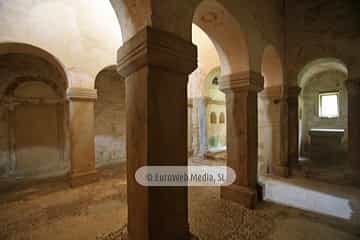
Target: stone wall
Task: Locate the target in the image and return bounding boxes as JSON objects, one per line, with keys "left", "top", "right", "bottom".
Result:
{"left": 0, "top": 109, "right": 9, "bottom": 176}
{"left": 286, "top": 0, "right": 360, "bottom": 83}
{"left": 95, "top": 69, "right": 126, "bottom": 167}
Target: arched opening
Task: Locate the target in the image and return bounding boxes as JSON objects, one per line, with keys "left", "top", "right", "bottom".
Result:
{"left": 189, "top": 0, "right": 250, "bottom": 164}
{"left": 297, "top": 58, "right": 349, "bottom": 183}
{"left": 189, "top": 0, "right": 265, "bottom": 228}
{"left": 0, "top": 43, "right": 69, "bottom": 181}
{"left": 258, "top": 45, "right": 286, "bottom": 176}
{"left": 193, "top": 1, "right": 250, "bottom": 75}
{"left": 94, "top": 65, "right": 126, "bottom": 168}
{"left": 188, "top": 24, "right": 224, "bottom": 160}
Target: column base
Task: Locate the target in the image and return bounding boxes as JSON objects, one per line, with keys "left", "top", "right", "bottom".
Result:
{"left": 271, "top": 165, "right": 290, "bottom": 178}
{"left": 122, "top": 234, "right": 199, "bottom": 240}
{"left": 109, "top": 224, "right": 199, "bottom": 240}
{"left": 256, "top": 182, "right": 264, "bottom": 201}
{"left": 345, "top": 171, "right": 360, "bottom": 187}
{"left": 69, "top": 170, "right": 98, "bottom": 187}
{"left": 220, "top": 184, "right": 257, "bottom": 209}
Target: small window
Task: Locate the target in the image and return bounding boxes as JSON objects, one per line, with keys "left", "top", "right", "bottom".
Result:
{"left": 210, "top": 112, "right": 217, "bottom": 124}
{"left": 219, "top": 112, "right": 225, "bottom": 124}
{"left": 318, "top": 92, "right": 339, "bottom": 118}
{"left": 212, "top": 77, "right": 219, "bottom": 85}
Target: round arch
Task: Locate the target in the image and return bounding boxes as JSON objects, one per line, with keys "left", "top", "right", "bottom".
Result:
{"left": 298, "top": 58, "right": 348, "bottom": 89}
{"left": 0, "top": 42, "right": 68, "bottom": 89}
{"left": 193, "top": 0, "right": 249, "bottom": 75}
{"left": 204, "top": 66, "right": 224, "bottom": 101}
{"left": 298, "top": 58, "right": 349, "bottom": 162}
{"left": 110, "top": 0, "right": 149, "bottom": 42}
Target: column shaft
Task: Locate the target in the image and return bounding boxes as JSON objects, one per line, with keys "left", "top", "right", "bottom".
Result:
{"left": 219, "top": 72, "right": 263, "bottom": 209}
{"left": 287, "top": 86, "right": 301, "bottom": 170}
{"left": 195, "top": 97, "right": 209, "bottom": 157}
{"left": 259, "top": 86, "right": 289, "bottom": 177}
{"left": 346, "top": 80, "right": 360, "bottom": 186}
{"left": 117, "top": 27, "right": 197, "bottom": 240}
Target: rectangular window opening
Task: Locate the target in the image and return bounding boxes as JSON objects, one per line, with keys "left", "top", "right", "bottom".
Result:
{"left": 318, "top": 92, "right": 339, "bottom": 118}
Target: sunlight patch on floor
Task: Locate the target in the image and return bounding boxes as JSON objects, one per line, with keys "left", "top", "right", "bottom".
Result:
{"left": 264, "top": 179, "right": 352, "bottom": 219}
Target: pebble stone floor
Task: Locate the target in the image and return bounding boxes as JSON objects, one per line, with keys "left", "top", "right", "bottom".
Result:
{"left": 0, "top": 163, "right": 359, "bottom": 240}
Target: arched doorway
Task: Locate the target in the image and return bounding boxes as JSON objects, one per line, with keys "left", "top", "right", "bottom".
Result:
{"left": 0, "top": 42, "right": 69, "bottom": 180}
{"left": 296, "top": 58, "right": 349, "bottom": 183}
{"left": 187, "top": 24, "right": 225, "bottom": 160}
{"left": 192, "top": 0, "right": 262, "bottom": 210}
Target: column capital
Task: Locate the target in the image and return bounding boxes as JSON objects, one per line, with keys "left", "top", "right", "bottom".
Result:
{"left": 117, "top": 26, "right": 197, "bottom": 77}
{"left": 287, "top": 86, "right": 301, "bottom": 98}
{"left": 345, "top": 79, "right": 360, "bottom": 96}
{"left": 259, "top": 86, "right": 283, "bottom": 99}
{"left": 187, "top": 99, "right": 193, "bottom": 108}
{"left": 66, "top": 88, "right": 97, "bottom": 101}
{"left": 219, "top": 71, "right": 264, "bottom": 93}
{"left": 192, "top": 96, "right": 212, "bottom": 106}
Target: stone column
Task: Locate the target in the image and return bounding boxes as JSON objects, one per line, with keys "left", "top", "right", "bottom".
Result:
{"left": 219, "top": 71, "right": 264, "bottom": 209}
{"left": 345, "top": 79, "right": 360, "bottom": 186}
{"left": 117, "top": 27, "right": 197, "bottom": 240}
{"left": 194, "top": 97, "right": 209, "bottom": 157}
{"left": 259, "top": 86, "right": 289, "bottom": 177}
{"left": 190, "top": 98, "right": 200, "bottom": 156}
{"left": 67, "top": 87, "right": 98, "bottom": 187}
{"left": 187, "top": 100, "right": 193, "bottom": 156}
{"left": 287, "top": 86, "right": 301, "bottom": 170}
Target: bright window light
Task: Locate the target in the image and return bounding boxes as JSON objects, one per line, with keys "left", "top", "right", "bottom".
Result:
{"left": 319, "top": 92, "right": 339, "bottom": 118}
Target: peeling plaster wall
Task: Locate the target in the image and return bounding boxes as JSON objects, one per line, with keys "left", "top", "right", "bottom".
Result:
{"left": 300, "top": 71, "right": 348, "bottom": 156}
{"left": 0, "top": 0, "right": 123, "bottom": 85}
{"left": 95, "top": 70, "right": 126, "bottom": 167}
{"left": 0, "top": 81, "right": 68, "bottom": 180}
